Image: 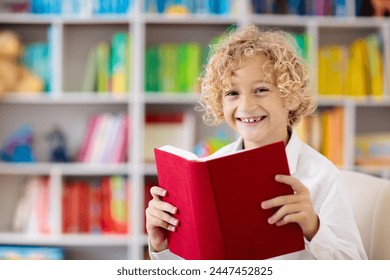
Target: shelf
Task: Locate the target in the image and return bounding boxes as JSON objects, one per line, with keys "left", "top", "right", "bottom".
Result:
{"left": 144, "top": 163, "right": 157, "bottom": 176}
{"left": 0, "top": 93, "right": 129, "bottom": 105}
{"left": 0, "top": 13, "right": 134, "bottom": 24}
{"left": 0, "top": 233, "right": 131, "bottom": 246}
{"left": 143, "top": 13, "right": 238, "bottom": 25}
{"left": 144, "top": 93, "right": 198, "bottom": 104}
{"left": 0, "top": 163, "right": 129, "bottom": 176}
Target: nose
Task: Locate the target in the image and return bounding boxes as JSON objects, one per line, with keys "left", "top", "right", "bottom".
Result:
{"left": 238, "top": 94, "right": 258, "bottom": 112}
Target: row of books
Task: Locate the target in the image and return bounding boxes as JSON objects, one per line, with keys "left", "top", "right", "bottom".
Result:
{"left": 13, "top": 177, "right": 51, "bottom": 234}
{"left": 144, "top": 31, "right": 307, "bottom": 94}
{"left": 77, "top": 113, "right": 129, "bottom": 163}
{"left": 145, "top": 43, "right": 205, "bottom": 93}
{"left": 82, "top": 32, "right": 131, "bottom": 94}
{"left": 12, "top": 176, "right": 129, "bottom": 235}
{"left": 0, "top": 111, "right": 194, "bottom": 164}
{"left": 144, "top": 0, "right": 234, "bottom": 15}
{"left": 63, "top": 176, "right": 129, "bottom": 234}
{"left": 296, "top": 107, "right": 345, "bottom": 166}
{"left": 29, "top": 0, "right": 132, "bottom": 15}
{"left": 252, "top": 0, "right": 347, "bottom": 16}
{"left": 318, "top": 33, "right": 383, "bottom": 98}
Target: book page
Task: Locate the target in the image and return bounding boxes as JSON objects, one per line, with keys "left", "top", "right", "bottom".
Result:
{"left": 157, "top": 145, "right": 199, "bottom": 161}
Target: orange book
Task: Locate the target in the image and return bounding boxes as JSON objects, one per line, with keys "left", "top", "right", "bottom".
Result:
{"left": 154, "top": 141, "right": 304, "bottom": 260}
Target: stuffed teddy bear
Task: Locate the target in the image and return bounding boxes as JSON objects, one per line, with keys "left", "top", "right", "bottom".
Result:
{"left": 0, "top": 31, "right": 43, "bottom": 97}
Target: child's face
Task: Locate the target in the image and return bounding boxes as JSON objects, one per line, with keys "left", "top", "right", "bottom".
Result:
{"left": 222, "top": 55, "right": 290, "bottom": 149}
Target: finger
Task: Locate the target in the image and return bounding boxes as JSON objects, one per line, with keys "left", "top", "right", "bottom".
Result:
{"left": 275, "top": 175, "right": 308, "bottom": 194}
{"left": 150, "top": 186, "right": 167, "bottom": 198}
{"left": 148, "top": 199, "right": 177, "bottom": 214}
{"left": 146, "top": 207, "right": 179, "bottom": 229}
{"left": 261, "top": 194, "right": 299, "bottom": 209}
{"left": 275, "top": 211, "right": 305, "bottom": 226}
{"left": 146, "top": 213, "right": 177, "bottom": 232}
{"left": 267, "top": 203, "right": 301, "bottom": 224}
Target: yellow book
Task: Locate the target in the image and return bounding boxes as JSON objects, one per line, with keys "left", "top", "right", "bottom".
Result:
{"left": 328, "top": 46, "right": 347, "bottom": 95}
{"left": 318, "top": 47, "right": 330, "bottom": 95}
{"left": 345, "top": 39, "right": 368, "bottom": 98}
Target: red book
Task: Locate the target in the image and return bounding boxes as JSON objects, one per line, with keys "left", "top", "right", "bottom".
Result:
{"left": 154, "top": 141, "right": 304, "bottom": 260}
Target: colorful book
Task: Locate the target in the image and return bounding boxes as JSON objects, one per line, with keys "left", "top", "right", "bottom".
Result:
{"left": 110, "top": 32, "right": 130, "bottom": 94}
{"left": 154, "top": 141, "right": 304, "bottom": 260}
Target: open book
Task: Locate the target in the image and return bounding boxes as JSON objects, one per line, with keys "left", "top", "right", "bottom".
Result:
{"left": 154, "top": 141, "right": 304, "bottom": 260}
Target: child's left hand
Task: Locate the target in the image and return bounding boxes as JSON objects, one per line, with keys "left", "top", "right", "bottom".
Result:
{"left": 261, "top": 174, "right": 319, "bottom": 241}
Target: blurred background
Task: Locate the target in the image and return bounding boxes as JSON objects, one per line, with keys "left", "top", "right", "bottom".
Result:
{"left": 0, "top": 0, "right": 389, "bottom": 260}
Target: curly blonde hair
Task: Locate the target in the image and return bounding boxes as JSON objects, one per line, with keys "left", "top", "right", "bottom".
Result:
{"left": 198, "top": 25, "right": 316, "bottom": 127}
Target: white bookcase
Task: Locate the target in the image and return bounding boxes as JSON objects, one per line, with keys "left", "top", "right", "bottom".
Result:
{"left": 0, "top": 0, "right": 390, "bottom": 259}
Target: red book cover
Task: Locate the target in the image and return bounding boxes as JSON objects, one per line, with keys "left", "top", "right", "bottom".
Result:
{"left": 100, "top": 177, "right": 112, "bottom": 233}
{"left": 154, "top": 141, "right": 304, "bottom": 260}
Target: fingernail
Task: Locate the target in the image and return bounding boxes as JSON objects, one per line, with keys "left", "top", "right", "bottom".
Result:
{"left": 162, "top": 190, "right": 167, "bottom": 196}
{"left": 172, "top": 207, "right": 177, "bottom": 214}
{"left": 171, "top": 218, "right": 178, "bottom": 226}
{"left": 168, "top": 225, "right": 176, "bottom": 232}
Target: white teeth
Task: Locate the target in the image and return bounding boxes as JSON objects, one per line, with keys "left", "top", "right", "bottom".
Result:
{"left": 240, "top": 117, "right": 263, "bottom": 123}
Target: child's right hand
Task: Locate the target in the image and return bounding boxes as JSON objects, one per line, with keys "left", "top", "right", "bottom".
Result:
{"left": 145, "top": 186, "right": 179, "bottom": 252}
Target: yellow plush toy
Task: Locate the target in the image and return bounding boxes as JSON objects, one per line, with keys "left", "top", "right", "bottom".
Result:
{"left": 0, "top": 31, "right": 43, "bottom": 97}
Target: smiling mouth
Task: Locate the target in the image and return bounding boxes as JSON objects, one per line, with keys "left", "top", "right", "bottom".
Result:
{"left": 237, "top": 116, "right": 267, "bottom": 123}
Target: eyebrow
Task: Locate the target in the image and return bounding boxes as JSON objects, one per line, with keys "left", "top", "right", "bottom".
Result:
{"left": 229, "top": 80, "right": 271, "bottom": 87}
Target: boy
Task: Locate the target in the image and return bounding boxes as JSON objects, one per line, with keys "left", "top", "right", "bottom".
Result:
{"left": 145, "top": 25, "right": 367, "bottom": 259}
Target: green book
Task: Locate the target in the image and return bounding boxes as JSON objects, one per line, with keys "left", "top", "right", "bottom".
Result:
{"left": 159, "top": 43, "right": 177, "bottom": 93}
{"left": 185, "top": 43, "right": 201, "bottom": 93}
{"left": 145, "top": 45, "right": 160, "bottom": 92}
{"left": 177, "top": 43, "right": 188, "bottom": 93}
{"left": 81, "top": 46, "right": 97, "bottom": 92}
{"left": 96, "top": 41, "right": 110, "bottom": 93}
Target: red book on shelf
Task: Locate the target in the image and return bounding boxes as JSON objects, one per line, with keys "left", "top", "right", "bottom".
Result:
{"left": 154, "top": 141, "right": 304, "bottom": 260}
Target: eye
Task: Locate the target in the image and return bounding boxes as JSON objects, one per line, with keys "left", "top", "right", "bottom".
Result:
{"left": 254, "top": 87, "right": 269, "bottom": 94}
{"left": 225, "top": 90, "right": 239, "bottom": 96}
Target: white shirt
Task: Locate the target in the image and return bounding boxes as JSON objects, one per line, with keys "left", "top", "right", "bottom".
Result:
{"left": 149, "top": 130, "right": 367, "bottom": 260}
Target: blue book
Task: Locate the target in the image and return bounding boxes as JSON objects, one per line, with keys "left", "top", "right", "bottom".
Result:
{"left": 157, "top": 0, "right": 166, "bottom": 13}
{"left": 334, "top": 0, "right": 346, "bottom": 16}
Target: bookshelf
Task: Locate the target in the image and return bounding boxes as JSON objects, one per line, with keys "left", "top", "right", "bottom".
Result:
{"left": 1, "top": 0, "right": 390, "bottom": 259}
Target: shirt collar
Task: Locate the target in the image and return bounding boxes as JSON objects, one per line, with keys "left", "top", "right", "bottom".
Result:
{"left": 231, "top": 130, "right": 302, "bottom": 175}
{"left": 285, "top": 130, "right": 302, "bottom": 175}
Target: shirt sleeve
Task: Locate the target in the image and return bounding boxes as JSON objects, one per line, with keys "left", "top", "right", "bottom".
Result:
{"left": 148, "top": 238, "right": 183, "bottom": 260}
{"left": 305, "top": 172, "right": 367, "bottom": 260}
